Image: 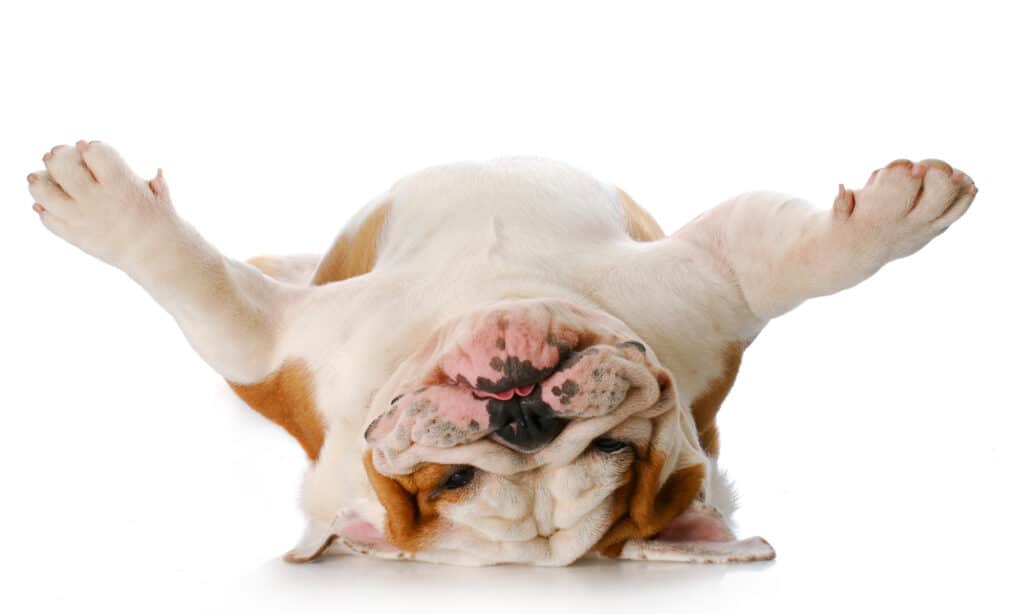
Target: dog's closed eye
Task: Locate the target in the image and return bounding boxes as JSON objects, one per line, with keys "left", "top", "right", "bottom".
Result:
{"left": 427, "top": 465, "right": 477, "bottom": 502}
{"left": 442, "top": 466, "right": 476, "bottom": 490}
{"left": 592, "top": 437, "right": 632, "bottom": 454}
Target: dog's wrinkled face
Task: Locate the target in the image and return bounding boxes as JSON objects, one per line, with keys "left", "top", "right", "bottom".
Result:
{"left": 333, "top": 298, "right": 742, "bottom": 565}
{"left": 361, "top": 416, "right": 703, "bottom": 565}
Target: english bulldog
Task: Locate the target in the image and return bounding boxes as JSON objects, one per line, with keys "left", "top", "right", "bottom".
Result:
{"left": 26, "top": 142, "right": 976, "bottom": 566}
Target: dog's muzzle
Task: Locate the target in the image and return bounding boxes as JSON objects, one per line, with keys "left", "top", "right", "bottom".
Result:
{"left": 363, "top": 298, "right": 673, "bottom": 474}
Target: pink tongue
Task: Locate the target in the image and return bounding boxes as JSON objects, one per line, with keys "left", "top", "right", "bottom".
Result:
{"left": 477, "top": 384, "right": 536, "bottom": 400}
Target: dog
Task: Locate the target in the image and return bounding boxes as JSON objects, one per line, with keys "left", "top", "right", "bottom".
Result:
{"left": 26, "top": 142, "right": 976, "bottom": 566}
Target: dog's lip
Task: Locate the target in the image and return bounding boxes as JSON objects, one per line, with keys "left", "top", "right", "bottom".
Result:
{"left": 474, "top": 379, "right": 569, "bottom": 452}
{"left": 469, "top": 384, "right": 536, "bottom": 401}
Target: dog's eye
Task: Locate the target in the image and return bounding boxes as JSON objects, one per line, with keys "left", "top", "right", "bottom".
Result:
{"left": 593, "top": 437, "right": 631, "bottom": 453}
{"left": 443, "top": 466, "right": 476, "bottom": 490}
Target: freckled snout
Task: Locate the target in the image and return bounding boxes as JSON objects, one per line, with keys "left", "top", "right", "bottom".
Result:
{"left": 437, "top": 303, "right": 585, "bottom": 451}
{"left": 366, "top": 298, "right": 661, "bottom": 463}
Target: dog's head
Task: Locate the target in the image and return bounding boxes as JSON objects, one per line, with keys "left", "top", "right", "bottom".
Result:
{"left": 291, "top": 298, "right": 767, "bottom": 565}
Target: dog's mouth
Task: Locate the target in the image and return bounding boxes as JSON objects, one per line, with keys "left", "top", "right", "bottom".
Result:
{"left": 458, "top": 368, "right": 571, "bottom": 452}
{"left": 444, "top": 337, "right": 604, "bottom": 452}
{"left": 469, "top": 384, "right": 537, "bottom": 401}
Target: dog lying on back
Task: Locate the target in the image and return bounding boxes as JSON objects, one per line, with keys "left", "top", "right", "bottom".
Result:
{"left": 26, "top": 143, "right": 976, "bottom": 565}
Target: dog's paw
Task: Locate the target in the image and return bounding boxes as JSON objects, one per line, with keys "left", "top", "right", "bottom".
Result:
{"left": 27, "top": 141, "right": 174, "bottom": 268}
{"left": 831, "top": 159, "right": 976, "bottom": 260}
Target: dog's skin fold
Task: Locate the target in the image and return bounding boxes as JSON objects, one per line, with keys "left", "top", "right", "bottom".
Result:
{"left": 27, "top": 145, "right": 976, "bottom": 566}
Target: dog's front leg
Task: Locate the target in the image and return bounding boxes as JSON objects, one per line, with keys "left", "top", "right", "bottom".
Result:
{"left": 682, "top": 159, "right": 976, "bottom": 324}
{"left": 27, "top": 141, "right": 302, "bottom": 383}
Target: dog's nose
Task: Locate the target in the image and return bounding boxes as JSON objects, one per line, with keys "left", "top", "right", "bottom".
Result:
{"left": 485, "top": 386, "right": 567, "bottom": 451}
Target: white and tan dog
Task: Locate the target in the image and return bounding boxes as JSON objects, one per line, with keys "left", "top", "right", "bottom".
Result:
{"left": 26, "top": 142, "right": 976, "bottom": 566}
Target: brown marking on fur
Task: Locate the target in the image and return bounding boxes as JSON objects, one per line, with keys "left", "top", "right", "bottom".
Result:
{"left": 690, "top": 342, "right": 746, "bottom": 457}
{"left": 699, "top": 424, "right": 721, "bottom": 458}
{"left": 594, "top": 449, "right": 706, "bottom": 557}
{"left": 362, "top": 452, "right": 471, "bottom": 552}
{"left": 227, "top": 360, "right": 325, "bottom": 460}
{"left": 312, "top": 200, "right": 393, "bottom": 285}
{"left": 618, "top": 188, "right": 666, "bottom": 242}
{"left": 246, "top": 255, "right": 285, "bottom": 277}
{"left": 596, "top": 476, "right": 634, "bottom": 558}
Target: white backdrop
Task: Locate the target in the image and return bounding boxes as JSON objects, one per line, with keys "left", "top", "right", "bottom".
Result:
{"left": 1, "top": 1, "right": 1021, "bottom": 612}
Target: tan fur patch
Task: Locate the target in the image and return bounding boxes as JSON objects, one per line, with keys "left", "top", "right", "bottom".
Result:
{"left": 618, "top": 188, "right": 665, "bottom": 242}
{"left": 227, "top": 360, "right": 325, "bottom": 460}
{"left": 690, "top": 342, "right": 746, "bottom": 457}
{"left": 246, "top": 255, "right": 285, "bottom": 277}
{"left": 245, "top": 254, "right": 319, "bottom": 285}
{"left": 312, "top": 200, "right": 392, "bottom": 285}
{"left": 594, "top": 449, "right": 706, "bottom": 557}
{"left": 362, "top": 452, "right": 470, "bottom": 552}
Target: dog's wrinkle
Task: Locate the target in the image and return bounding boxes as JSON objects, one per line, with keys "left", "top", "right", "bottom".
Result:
{"left": 433, "top": 311, "right": 602, "bottom": 400}
{"left": 467, "top": 515, "right": 539, "bottom": 543}
{"left": 485, "top": 216, "right": 508, "bottom": 262}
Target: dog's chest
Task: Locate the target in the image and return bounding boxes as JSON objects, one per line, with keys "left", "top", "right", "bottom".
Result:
{"left": 297, "top": 158, "right": 742, "bottom": 446}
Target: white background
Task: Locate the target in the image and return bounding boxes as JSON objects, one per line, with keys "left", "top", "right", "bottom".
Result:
{"left": 1, "top": 1, "right": 1021, "bottom": 612}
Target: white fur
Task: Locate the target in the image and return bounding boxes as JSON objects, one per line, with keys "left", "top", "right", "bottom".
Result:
{"left": 29, "top": 146, "right": 975, "bottom": 566}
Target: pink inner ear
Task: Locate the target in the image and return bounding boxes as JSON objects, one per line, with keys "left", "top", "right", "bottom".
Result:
{"left": 285, "top": 516, "right": 395, "bottom": 563}
{"left": 657, "top": 502, "right": 736, "bottom": 542}
{"left": 338, "top": 520, "right": 387, "bottom": 545}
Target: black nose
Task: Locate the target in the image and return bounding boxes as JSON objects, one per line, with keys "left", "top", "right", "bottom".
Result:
{"left": 485, "top": 387, "right": 567, "bottom": 451}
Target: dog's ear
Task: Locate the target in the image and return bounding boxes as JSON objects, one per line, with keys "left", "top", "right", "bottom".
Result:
{"left": 593, "top": 453, "right": 706, "bottom": 556}
{"left": 287, "top": 453, "right": 444, "bottom": 563}
{"left": 285, "top": 505, "right": 403, "bottom": 563}
{"left": 360, "top": 450, "right": 481, "bottom": 553}
{"left": 359, "top": 451, "right": 441, "bottom": 553}
{"left": 593, "top": 457, "right": 775, "bottom": 563}
{"left": 592, "top": 393, "right": 708, "bottom": 557}
{"left": 284, "top": 524, "right": 336, "bottom": 563}
{"left": 593, "top": 403, "right": 775, "bottom": 564}
{"left": 615, "top": 500, "right": 776, "bottom": 563}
